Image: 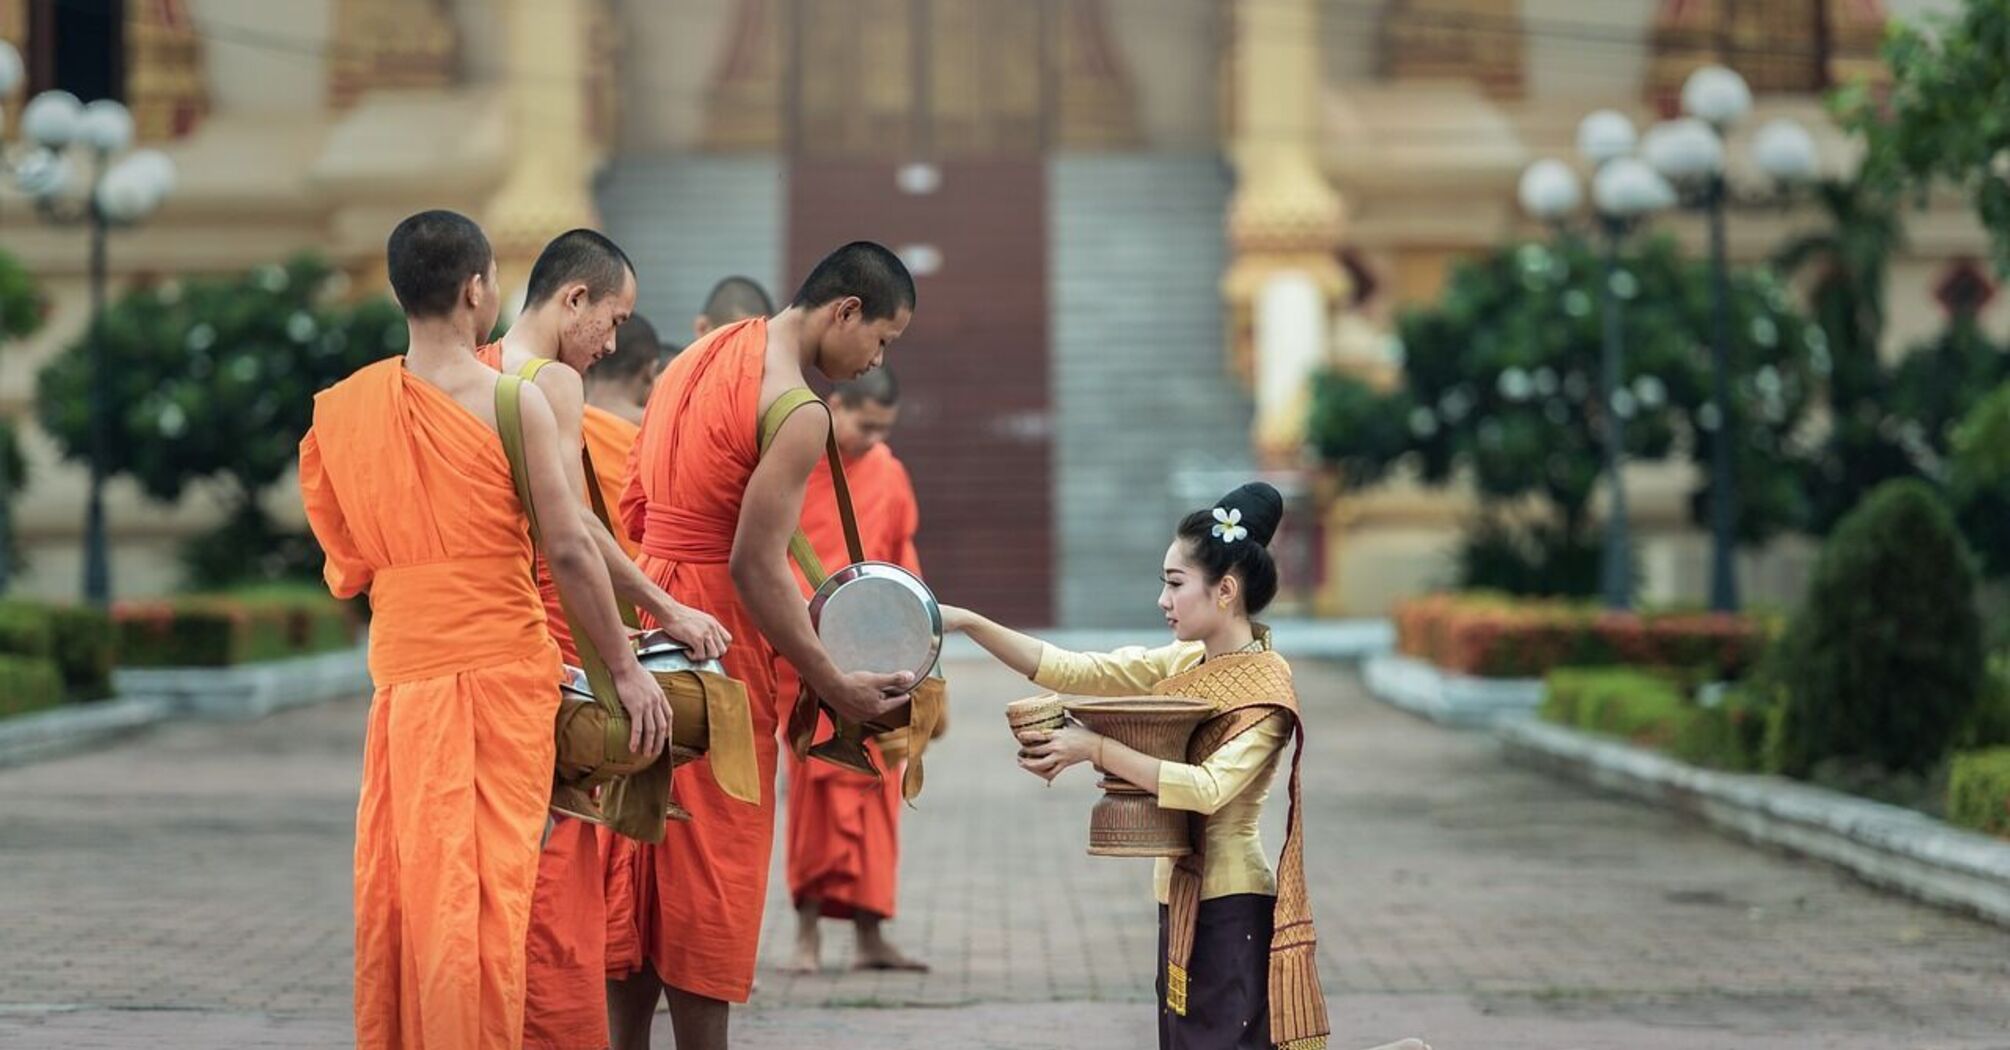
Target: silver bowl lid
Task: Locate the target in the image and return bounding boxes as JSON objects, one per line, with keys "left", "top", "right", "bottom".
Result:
{"left": 632, "top": 628, "right": 728, "bottom": 676}
{"left": 807, "top": 561, "right": 943, "bottom": 683}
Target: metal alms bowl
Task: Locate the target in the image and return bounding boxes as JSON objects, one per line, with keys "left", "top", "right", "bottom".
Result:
{"left": 806, "top": 561, "right": 942, "bottom": 685}
{"left": 632, "top": 628, "right": 728, "bottom": 676}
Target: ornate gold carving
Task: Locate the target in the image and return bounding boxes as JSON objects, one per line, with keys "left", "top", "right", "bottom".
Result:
{"left": 1052, "top": 0, "right": 1141, "bottom": 150}
{"left": 701, "top": 0, "right": 787, "bottom": 151}
{"left": 126, "top": 0, "right": 208, "bottom": 139}
{"left": 329, "top": 0, "right": 460, "bottom": 111}
{"left": 1646, "top": 0, "right": 1885, "bottom": 108}
{"left": 1380, "top": 0, "right": 1524, "bottom": 99}
{"left": 700, "top": 0, "right": 1139, "bottom": 157}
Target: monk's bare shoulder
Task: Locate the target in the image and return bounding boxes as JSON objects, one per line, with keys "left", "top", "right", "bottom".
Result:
{"left": 758, "top": 324, "right": 810, "bottom": 416}
{"left": 531, "top": 361, "right": 586, "bottom": 432}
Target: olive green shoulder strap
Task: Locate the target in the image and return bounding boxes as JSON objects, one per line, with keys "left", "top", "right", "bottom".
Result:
{"left": 517, "top": 357, "right": 639, "bottom": 629}
{"left": 758, "top": 387, "right": 863, "bottom": 588}
{"left": 495, "top": 373, "right": 619, "bottom": 714}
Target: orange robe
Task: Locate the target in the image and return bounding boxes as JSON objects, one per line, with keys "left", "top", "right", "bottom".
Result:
{"left": 583, "top": 406, "right": 643, "bottom": 560}
{"left": 470, "top": 344, "right": 627, "bottom": 1050}
{"left": 605, "top": 317, "right": 779, "bottom": 1002}
{"left": 300, "top": 359, "right": 560, "bottom": 1049}
{"left": 781, "top": 443, "right": 921, "bottom": 920}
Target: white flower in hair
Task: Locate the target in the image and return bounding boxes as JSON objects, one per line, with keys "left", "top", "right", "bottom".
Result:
{"left": 1211, "top": 506, "right": 1248, "bottom": 544}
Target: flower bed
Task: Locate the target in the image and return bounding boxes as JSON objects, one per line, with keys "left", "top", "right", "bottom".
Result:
{"left": 1393, "top": 592, "right": 1768, "bottom": 680}
{"left": 113, "top": 589, "right": 358, "bottom": 669}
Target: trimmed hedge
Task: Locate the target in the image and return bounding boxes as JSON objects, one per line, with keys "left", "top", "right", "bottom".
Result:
{"left": 0, "top": 654, "right": 64, "bottom": 719}
{"left": 1769, "top": 480, "right": 1983, "bottom": 777}
{"left": 113, "top": 590, "right": 357, "bottom": 669}
{"left": 1542, "top": 669, "right": 1767, "bottom": 771}
{"left": 1396, "top": 592, "right": 1767, "bottom": 680}
{"left": 0, "top": 601, "right": 114, "bottom": 702}
{"left": 1947, "top": 748, "right": 2010, "bottom": 839}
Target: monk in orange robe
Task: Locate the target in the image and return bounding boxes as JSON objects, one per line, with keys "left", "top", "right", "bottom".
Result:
{"left": 606, "top": 245, "right": 917, "bottom": 1050}
{"left": 478, "top": 233, "right": 729, "bottom": 1050}
{"left": 301, "top": 210, "right": 670, "bottom": 1050}
{"left": 780, "top": 365, "right": 928, "bottom": 974}
{"left": 579, "top": 317, "right": 664, "bottom": 556}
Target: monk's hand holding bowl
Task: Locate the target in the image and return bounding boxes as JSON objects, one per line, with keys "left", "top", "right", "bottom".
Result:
{"left": 612, "top": 662, "right": 672, "bottom": 758}
{"left": 824, "top": 669, "right": 913, "bottom": 723}
{"left": 646, "top": 597, "right": 732, "bottom": 662}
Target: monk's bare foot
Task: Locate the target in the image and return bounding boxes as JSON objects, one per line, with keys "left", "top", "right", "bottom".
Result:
{"left": 854, "top": 916, "right": 928, "bottom": 972}
{"left": 785, "top": 899, "right": 822, "bottom": 974}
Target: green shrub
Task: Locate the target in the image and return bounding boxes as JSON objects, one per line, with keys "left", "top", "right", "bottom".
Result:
{"left": 0, "top": 602, "right": 114, "bottom": 702}
{"left": 0, "top": 655, "right": 64, "bottom": 719}
{"left": 1770, "top": 480, "right": 1984, "bottom": 777}
{"left": 1960, "top": 653, "right": 2010, "bottom": 749}
{"left": 46, "top": 605, "right": 112, "bottom": 701}
{"left": 0, "top": 602, "right": 54, "bottom": 660}
{"left": 1947, "top": 748, "right": 2010, "bottom": 838}
{"left": 1671, "top": 688, "right": 1771, "bottom": 773}
{"left": 1545, "top": 669, "right": 1689, "bottom": 748}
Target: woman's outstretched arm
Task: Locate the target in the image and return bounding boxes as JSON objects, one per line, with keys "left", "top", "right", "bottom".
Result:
{"left": 942, "top": 604, "right": 1045, "bottom": 678}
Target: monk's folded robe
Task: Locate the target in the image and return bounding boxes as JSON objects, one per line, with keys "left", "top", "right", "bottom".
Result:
{"left": 301, "top": 359, "right": 560, "bottom": 1050}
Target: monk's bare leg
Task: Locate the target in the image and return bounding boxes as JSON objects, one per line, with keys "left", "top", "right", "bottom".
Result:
{"left": 606, "top": 964, "right": 664, "bottom": 1050}
{"left": 853, "top": 913, "right": 927, "bottom": 971}
{"left": 787, "top": 897, "right": 823, "bottom": 974}
{"left": 665, "top": 983, "right": 730, "bottom": 1050}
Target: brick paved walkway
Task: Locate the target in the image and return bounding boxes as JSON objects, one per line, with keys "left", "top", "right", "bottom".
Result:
{"left": 1, "top": 656, "right": 2005, "bottom": 1048}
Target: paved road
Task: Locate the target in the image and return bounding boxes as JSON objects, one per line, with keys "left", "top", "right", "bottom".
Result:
{"left": 1, "top": 655, "right": 2004, "bottom": 1049}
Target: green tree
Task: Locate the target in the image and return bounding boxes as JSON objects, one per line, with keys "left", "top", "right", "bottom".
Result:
{"left": 35, "top": 256, "right": 409, "bottom": 588}
{"left": 1308, "top": 235, "right": 1823, "bottom": 596}
{"left": 1844, "top": 0, "right": 2010, "bottom": 275}
{"left": 1770, "top": 479, "right": 1983, "bottom": 777}
{"left": 1949, "top": 380, "right": 2010, "bottom": 579}
{"left": 0, "top": 249, "right": 49, "bottom": 592}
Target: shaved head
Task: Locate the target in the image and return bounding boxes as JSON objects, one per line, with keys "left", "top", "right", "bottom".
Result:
{"left": 831, "top": 365, "right": 899, "bottom": 408}
{"left": 700, "top": 276, "right": 774, "bottom": 326}
{"left": 598, "top": 312, "right": 661, "bottom": 383}
{"left": 386, "top": 210, "right": 493, "bottom": 320}
{"left": 792, "top": 242, "right": 915, "bottom": 321}
{"left": 524, "top": 229, "right": 635, "bottom": 309}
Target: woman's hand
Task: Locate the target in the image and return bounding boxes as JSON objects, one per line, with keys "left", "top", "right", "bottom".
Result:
{"left": 1016, "top": 724, "right": 1100, "bottom": 782}
{"left": 940, "top": 604, "right": 977, "bottom": 633}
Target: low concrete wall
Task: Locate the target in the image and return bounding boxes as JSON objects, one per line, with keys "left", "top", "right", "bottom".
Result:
{"left": 1500, "top": 718, "right": 2010, "bottom": 928}
{"left": 0, "top": 643, "right": 368, "bottom": 769}
{"left": 1361, "top": 652, "right": 1545, "bottom": 727}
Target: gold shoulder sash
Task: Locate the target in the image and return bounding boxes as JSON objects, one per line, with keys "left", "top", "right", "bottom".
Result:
{"left": 1151, "top": 649, "right": 1329, "bottom": 1050}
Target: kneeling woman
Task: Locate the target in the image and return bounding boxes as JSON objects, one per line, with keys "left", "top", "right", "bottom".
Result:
{"left": 945, "top": 483, "right": 1426, "bottom": 1050}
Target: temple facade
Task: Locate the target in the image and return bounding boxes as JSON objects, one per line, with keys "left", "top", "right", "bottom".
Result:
{"left": 1, "top": 0, "right": 2000, "bottom": 622}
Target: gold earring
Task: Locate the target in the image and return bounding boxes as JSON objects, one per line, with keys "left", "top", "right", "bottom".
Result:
{"left": 1217, "top": 597, "right": 1230, "bottom": 610}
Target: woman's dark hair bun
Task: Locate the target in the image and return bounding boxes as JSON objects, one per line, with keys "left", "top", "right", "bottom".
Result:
{"left": 1217, "top": 482, "right": 1283, "bottom": 548}
{"left": 1173, "top": 481, "right": 1287, "bottom": 615}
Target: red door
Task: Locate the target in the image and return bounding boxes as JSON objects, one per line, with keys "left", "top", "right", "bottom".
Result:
{"left": 788, "top": 161, "right": 1053, "bottom": 625}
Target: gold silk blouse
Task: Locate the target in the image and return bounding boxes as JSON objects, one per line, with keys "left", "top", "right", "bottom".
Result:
{"left": 1033, "top": 640, "right": 1291, "bottom": 904}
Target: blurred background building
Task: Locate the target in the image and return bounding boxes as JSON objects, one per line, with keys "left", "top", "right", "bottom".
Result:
{"left": 2, "top": 0, "right": 2004, "bottom": 626}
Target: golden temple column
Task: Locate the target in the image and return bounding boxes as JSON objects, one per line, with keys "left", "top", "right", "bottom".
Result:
{"left": 485, "top": 0, "right": 603, "bottom": 300}
{"left": 1222, "top": 0, "right": 1347, "bottom": 467}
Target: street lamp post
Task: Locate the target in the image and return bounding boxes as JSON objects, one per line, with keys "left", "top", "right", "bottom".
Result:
{"left": 1642, "top": 66, "right": 1818, "bottom": 613}
{"left": 1520, "top": 112, "right": 1674, "bottom": 610}
{"left": 0, "top": 41, "right": 176, "bottom": 606}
